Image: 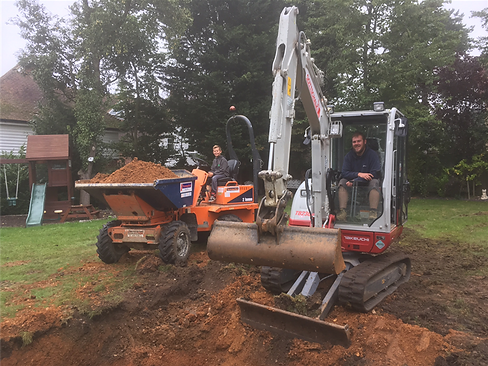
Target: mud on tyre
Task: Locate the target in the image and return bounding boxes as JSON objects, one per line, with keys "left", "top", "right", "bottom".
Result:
{"left": 158, "top": 221, "right": 191, "bottom": 266}
{"left": 96, "top": 220, "right": 130, "bottom": 264}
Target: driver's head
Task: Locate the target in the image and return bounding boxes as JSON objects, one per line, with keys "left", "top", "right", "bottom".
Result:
{"left": 352, "top": 132, "right": 366, "bottom": 156}
{"left": 213, "top": 145, "right": 222, "bottom": 157}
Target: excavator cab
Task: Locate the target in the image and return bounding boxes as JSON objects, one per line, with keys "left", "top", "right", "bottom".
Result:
{"left": 330, "top": 115, "right": 388, "bottom": 226}
{"left": 289, "top": 106, "right": 409, "bottom": 253}
{"left": 328, "top": 107, "right": 409, "bottom": 233}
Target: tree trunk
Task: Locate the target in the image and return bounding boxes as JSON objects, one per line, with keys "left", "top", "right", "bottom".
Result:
{"left": 79, "top": 145, "right": 96, "bottom": 206}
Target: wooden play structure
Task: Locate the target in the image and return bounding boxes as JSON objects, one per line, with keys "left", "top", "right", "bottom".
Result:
{"left": 25, "top": 134, "right": 98, "bottom": 226}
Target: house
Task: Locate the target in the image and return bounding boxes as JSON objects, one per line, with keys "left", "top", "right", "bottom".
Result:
{"left": 0, "top": 66, "right": 39, "bottom": 153}
{"left": 0, "top": 66, "right": 123, "bottom": 156}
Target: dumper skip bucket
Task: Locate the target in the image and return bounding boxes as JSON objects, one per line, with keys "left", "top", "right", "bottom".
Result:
{"left": 153, "top": 170, "right": 197, "bottom": 209}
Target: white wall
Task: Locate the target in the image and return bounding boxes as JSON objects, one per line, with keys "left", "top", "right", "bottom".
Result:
{"left": 0, "top": 121, "right": 33, "bottom": 154}
{"left": 0, "top": 121, "right": 122, "bottom": 157}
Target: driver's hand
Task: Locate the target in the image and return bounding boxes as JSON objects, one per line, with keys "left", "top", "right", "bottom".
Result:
{"left": 358, "top": 172, "right": 373, "bottom": 181}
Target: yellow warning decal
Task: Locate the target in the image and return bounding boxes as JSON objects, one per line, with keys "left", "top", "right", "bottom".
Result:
{"left": 287, "top": 77, "right": 292, "bottom": 96}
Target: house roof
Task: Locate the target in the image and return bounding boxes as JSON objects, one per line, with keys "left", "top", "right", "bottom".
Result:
{"left": 26, "top": 134, "right": 70, "bottom": 160}
{"left": 0, "top": 65, "right": 122, "bottom": 129}
{"left": 0, "top": 66, "right": 42, "bottom": 122}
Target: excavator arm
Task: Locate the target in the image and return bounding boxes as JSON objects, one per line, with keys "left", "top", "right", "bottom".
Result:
{"left": 208, "top": 5, "right": 345, "bottom": 275}
{"left": 207, "top": 7, "right": 410, "bottom": 346}
{"left": 206, "top": 6, "right": 351, "bottom": 345}
{"left": 258, "top": 6, "right": 332, "bottom": 234}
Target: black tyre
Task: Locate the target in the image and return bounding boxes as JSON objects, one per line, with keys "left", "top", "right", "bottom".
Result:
{"left": 261, "top": 266, "right": 302, "bottom": 294}
{"left": 159, "top": 221, "right": 191, "bottom": 266}
{"left": 96, "top": 220, "right": 130, "bottom": 264}
{"left": 216, "top": 214, "right": 243, "bottom": 222}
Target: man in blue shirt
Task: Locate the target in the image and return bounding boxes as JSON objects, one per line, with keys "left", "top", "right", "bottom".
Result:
{"left": 337, "top": 132, "right": 381, "bottom": 221}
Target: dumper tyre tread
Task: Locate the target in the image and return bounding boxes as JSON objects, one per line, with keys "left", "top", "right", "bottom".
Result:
{"left": 159, "top": 221, "right": 191, "bottom": 266}
{"left": 96, "top": 220, "right": 130, "bottom": 264}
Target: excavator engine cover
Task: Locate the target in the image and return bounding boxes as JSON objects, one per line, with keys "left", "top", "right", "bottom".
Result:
{"left": 207, "top": 221, "right": 345, "bottom": 274}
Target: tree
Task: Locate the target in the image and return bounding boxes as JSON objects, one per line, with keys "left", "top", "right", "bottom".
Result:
{"left": 14, "top": 0, "right": 182, "bottom": 203}
{"left": 163, "top": 0, "right": 285, "bottom": 168}
{"left": 473, "top": 7, "right": 488, "bottom": 66}
{"left": 432, "top": 54, "right": 488, "bottom": 195}
{"left": 448, "top": 154, "right": 488, "bottom": 199}
{"left": 297, "top": 0, "right": 469, "bottom": 110}
{"left": 297, "top": 0, "right": 471, "bottom": 195}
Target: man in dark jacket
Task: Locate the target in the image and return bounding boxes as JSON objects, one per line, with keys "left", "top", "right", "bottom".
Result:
{"left": 208, "top": 145, "right": 229, "bottom": 202}
{"left": 337, "top": 132, "right": 381, "bottom": 220}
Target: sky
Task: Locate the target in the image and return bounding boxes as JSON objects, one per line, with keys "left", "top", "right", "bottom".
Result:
{"left": 1, "top": 0, "right": 487, "bottom": 77}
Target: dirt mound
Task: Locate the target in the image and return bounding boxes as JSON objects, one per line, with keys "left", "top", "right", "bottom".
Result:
{"left": 88, "top": 158, "right": 177, "bottom": 184}
{"left": 2, "top": 227, "right": 487, "bottom": 365}
{"left": 3, "top": 250, "right": 485, "bottom": 366}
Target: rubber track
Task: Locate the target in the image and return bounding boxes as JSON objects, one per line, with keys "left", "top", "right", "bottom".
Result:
{"left": 338, "top": 251, "right": 411, "bottom": 312}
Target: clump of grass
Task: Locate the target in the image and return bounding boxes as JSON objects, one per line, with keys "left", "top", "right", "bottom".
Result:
{"left": 0, "top": 220, "right": 139, "bottom": 320}
{"left": 275, "top": 293, "right": 308, "bottom": 315}
{"left": 21, "top": 331, "right": 33, "bottom": 347}
{"left": 93, "top": 283, "right": 106, "bottom": 292}
{"left": 158, "top": 264, "right": 173, "bottom": 272}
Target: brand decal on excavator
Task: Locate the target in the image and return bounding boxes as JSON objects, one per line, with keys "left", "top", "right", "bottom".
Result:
{"left": 306, "top": 71, "right": 321, "bottom": 118}
{"left": 344, "top": 235, "right": 370, "bottom": 242}
{"left": 295, "top": 210, "right": 310, "bottom": 216}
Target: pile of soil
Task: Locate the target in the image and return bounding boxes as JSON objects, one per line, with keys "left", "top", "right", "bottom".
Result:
{"left": 88, "top": 158, "right": 178, "bottom": 184}
{"left": 1, "top": 228, "right": 487, "bottom": 365}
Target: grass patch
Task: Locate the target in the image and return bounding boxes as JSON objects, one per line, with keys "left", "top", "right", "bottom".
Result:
{"left": 0, "top": 219, "right": 139, "bottom": 320}
{"left": 405, "top": 199, "right": 488, "bottom": 250}
{"left": 21, "top": 331, "right": 33, "bottom": 347}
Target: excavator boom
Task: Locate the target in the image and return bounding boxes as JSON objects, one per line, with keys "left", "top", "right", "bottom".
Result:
{"left": 208, "top": 5, "right": 342, "bottom": 272}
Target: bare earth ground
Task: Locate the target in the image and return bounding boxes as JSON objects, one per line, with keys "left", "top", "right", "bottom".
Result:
{"left": 1, "top": 217, "right": 487, "bottom": 365}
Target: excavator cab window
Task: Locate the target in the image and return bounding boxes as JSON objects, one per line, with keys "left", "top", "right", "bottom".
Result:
{"left": 330, "top": 115, "right": 388, "bottom": 226}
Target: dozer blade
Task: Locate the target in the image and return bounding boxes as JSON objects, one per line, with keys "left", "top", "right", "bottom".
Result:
{"left": 207, "top": 221, "right": 345, "bottom": 274}
{"left": 237, "top": 298, "right": 350, "bottom": 346}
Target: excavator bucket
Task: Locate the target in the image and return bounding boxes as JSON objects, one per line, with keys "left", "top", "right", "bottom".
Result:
{"left": 237, "top": 298, "right": 350, "bottom": 346}
{"left": 207, "top": 221, "right": 345, "bottom": 274}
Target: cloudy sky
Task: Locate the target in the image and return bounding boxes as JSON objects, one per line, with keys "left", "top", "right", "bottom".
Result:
{"left": 1, "top": 0, "right": 487, "bottom": 76}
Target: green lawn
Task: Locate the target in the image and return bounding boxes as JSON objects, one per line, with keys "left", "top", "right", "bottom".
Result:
{"left": 405, "top": 199, "right": 488, "bottom": 249}
{"left": 1, "top": 198, "right": 486, "bottom": 319}
{"left": 0, "top": 219, "right": 137, "bottom": 318}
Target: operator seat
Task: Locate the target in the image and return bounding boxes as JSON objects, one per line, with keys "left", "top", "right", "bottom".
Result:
{"left": 217, "top": 159, "right": 240, "bottom": 186}
{"left": 366, "top": 137, "right": 383, "bottom": 180}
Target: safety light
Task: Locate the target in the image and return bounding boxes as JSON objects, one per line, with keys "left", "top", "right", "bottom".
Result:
{"left": 373, "top": 102, "right": 385, "bottom": 112}
{"left": 329, "top": 120, "right": 343, "bottom": 137}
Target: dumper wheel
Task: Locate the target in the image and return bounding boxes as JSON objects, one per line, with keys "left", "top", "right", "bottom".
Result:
{"left": 96, "top": 220, "right": 130, "bottom": 264}
{"left": 159, "top": 221, "right": 191, "bottom": 266}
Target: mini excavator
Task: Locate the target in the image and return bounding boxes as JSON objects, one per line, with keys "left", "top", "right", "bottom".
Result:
{"left": 207, "top": 6, "right": 411, "bottom": 346}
